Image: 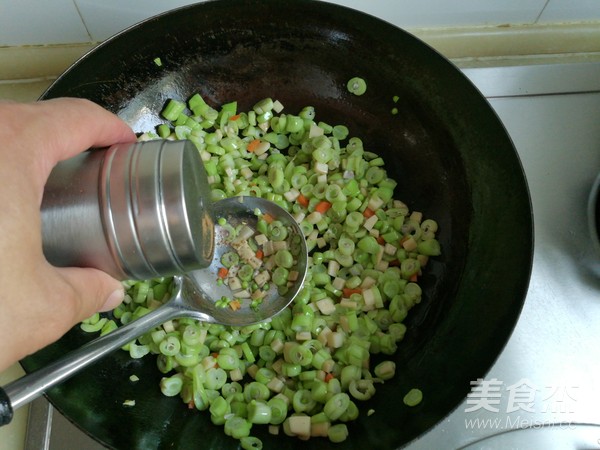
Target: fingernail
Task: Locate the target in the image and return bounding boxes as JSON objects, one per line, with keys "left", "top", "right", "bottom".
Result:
{"left": 100, "top": 288, "right": 125, "bottom": 312}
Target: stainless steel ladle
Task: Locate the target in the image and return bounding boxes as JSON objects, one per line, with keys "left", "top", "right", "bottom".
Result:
{"left": 0, "top": 196, "right": 308, "bottom": 425}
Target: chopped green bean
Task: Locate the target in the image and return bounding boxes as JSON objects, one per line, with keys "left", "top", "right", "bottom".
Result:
{"left": 272, "top": 267, "right": 290, "bottom": 286}
{"left": 324, "top": 393, "right": 350, "bottom": 421}
{"left": 268, "top": 396, "right": 288, "bottom": 425}
{"left": 220, "top": 251, "right": 240, "bottom": 268}
{"left": 159, "top": 336, "right": 180, "bottom": 356}
{"left": 160, "top": 374, "right": 183, "bottom": 397}
{"left": 240, "top": 436, "right": 263, "bottom": 450}
{"left": 347, "top": 77, "right": 367, "bottom": 96}
{"left": 161, "top": 99, "right": 186, "bottom": 121}
{"left": 349, "top": 379, "right": 376, "bottom": 400}
{"left": 87, "top": 94, "right": 443, "bottom": 447}
{"left": 328, "top": 423, "right": 349, "bottom": 443}
{"left": 403, "top": 388, "right": 423, "bottom": 407}
{"left": 247, "top": 400, "right": 272, "bottom": 424}
{"left": 224, "top": 415, "right": 252, "bottom": 439}
{"left": 274, "top": 249, "right": 294, "bottom": 269}
{"left": 244, "top": 381, "right": 270, "bottom": 402}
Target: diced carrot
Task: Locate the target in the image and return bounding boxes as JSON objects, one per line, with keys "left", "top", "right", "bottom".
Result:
{"left": 262, "top": 213, "right": 275, "bottom": 224}
{"left": 409, "top": 273, "right": 419, "bottom": 282}
{"left": 247, "top": 139, "right": 261, "bottom": 152}
{"left": 363, "top": 208, "right": 375, "bottom": 218}
{"left": 229, "top": 300, "right": 242, "bottom": 311}
{"left": 256, "top": 249, "right": 264, "bottom": 260}
{"left": 297, "top": 194, "right": 309, "bottom": 208}
{"left": 342, "top": 287, "right": 362, "bottom": 298}
{"left": 314, "top": 200, "right": 332, "bottom": 214}
{"left": 217, "top": 267, "right": 228, "bottom": 279}
{"left": 324, "top": 373, "right": 335, "bottom": 382}
{"left": 229, "top": 114, "right": 241, "bottom": 121}
{"left": 376, "top": 236, "right": 385, "bottom": 245}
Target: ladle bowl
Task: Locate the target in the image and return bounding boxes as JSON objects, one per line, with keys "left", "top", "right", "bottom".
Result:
{"left": 0, "top": 195, "right": 308, "bottom": 425}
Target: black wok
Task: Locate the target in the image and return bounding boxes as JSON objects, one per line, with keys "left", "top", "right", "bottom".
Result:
{"left": 24, "top": 0, "right": 533, "bottom": 448}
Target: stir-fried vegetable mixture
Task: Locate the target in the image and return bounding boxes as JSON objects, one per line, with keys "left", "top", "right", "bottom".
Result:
{"left": 83, "top": 92, "right": 441, "bottom": 446}
{"left": 215, "top": 212, "right": 302, "bottom": 312}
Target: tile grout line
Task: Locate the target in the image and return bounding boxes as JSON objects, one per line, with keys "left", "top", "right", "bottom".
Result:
{"left": 534, "top": 0, "right": 551, "bottom": 24}
{"left": 71, "top": 0, "right": 93, "bottom": 42}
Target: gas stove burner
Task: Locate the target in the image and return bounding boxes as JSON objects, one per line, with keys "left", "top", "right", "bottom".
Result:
{"left": 588, "top": 172, "right": 600, "bottom": 257}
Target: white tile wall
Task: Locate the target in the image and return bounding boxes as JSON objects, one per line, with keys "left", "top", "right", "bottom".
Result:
{"left": 0, "top": 0, "right": 599, "bottom": 47}
{"left": 0, "top": 0, "right": 90, "bottom": 46}
{"left": 538, "top": 0, "right": 600, "bottom": 23}
{"left": 74, "top": 0, "right": 194, "bottom": 42}
{"left": 335, "top": 0, "right": 548, "bottom": 28}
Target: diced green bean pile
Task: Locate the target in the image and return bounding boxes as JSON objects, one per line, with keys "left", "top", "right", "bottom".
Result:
{"left": 82, "top": 93, "right": 441, "bottom": 447}
{"left": 215, "top": 213, "right": 303, "bottom": 311}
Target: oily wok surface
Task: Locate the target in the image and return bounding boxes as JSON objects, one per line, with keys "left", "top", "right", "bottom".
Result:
{"left": 24, "top": 0, "right": 533, "bottom": 448}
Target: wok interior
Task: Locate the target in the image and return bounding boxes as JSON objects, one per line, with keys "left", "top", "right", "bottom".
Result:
{"left": 23, "top": 1, "right": 532, "bottom": 448}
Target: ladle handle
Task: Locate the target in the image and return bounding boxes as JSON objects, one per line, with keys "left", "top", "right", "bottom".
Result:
{"left": 0, "top": 302, "right": 179, "bottom": 426}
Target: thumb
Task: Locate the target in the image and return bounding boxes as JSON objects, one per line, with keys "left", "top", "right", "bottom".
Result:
{"left": 54, "top": 266, "right": 125, "bottom": 320}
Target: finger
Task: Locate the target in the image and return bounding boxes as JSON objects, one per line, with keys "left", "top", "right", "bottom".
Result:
{"left": 53, "top": 266, "right": 125, "bottom": 322}
{"left": 33, "top": 98, "right": 137, "bottom": 171}
{"left": 0, "top": 98, "right": 136, "bottom": 181}
{"left": 0, "top": 264, "right": 125, "bottom": 367}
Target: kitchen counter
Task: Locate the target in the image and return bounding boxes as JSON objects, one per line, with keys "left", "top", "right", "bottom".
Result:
{"left": 1, "top": 22, "right": 600, "bottom": 450}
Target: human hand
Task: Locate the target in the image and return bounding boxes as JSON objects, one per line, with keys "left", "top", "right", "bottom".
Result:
{"left": 0, "top": 98, "right": 136, "bottom": 372}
